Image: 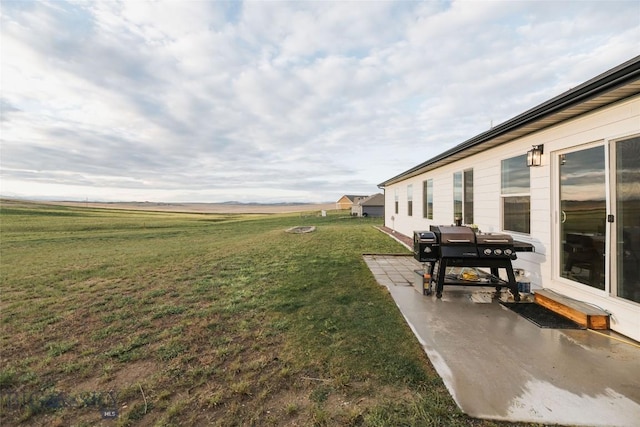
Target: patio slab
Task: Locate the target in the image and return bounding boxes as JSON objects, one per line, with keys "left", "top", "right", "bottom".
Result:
{"left": 363, "top": 254, "right": 640, "bottom": 426}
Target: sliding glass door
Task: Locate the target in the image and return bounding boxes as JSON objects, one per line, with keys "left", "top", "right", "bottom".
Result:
{"left": 557, "top": 136, "right": 640, "bottom": 304}
{"left": 614, "top": 136, "right": 640, "bottom": 303}
{"left": 559, "top": 145, "right": 606, "bottom": 290}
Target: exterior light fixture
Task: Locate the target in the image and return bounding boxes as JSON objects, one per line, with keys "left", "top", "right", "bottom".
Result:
{"left": 527, "top": 144, "right": 544, "bottom": 167}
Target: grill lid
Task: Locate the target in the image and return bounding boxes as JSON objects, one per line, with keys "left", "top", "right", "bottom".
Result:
{"left": 414, "top": 231, "right": 437, "bottom": 242}
{"left": 430, "top": 225, "right": 476, "bottom": 244}
{"left": 430, "top": 225, "right": 478, "bottom": 258}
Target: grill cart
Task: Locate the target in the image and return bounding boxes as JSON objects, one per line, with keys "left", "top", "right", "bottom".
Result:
{"left": 413, "top": 226, "right": 534, "bottom": 301}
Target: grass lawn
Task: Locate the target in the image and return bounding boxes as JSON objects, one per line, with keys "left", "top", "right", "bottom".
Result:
{"left": 0, "top": 200, "right": 532, "bottom": 426}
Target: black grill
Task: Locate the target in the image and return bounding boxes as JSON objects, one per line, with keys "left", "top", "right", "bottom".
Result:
{"left": 413, "top": 226, "right": 533, "bottom": 301}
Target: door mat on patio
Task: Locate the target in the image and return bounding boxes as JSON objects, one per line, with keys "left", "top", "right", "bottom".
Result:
{"left": 501, "top": 302, "right": 585, "bottom": 329}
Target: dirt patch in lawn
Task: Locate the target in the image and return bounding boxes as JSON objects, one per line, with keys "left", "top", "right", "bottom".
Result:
{"left": 285, "top": 226, "right": 316, "bottom": 233}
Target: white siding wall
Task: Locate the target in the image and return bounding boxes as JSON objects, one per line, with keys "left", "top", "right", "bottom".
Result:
{"left": 383, "top": 94, "right": 640, "bottom": 340}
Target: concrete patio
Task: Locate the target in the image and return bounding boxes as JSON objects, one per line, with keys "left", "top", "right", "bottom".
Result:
{"left": 363, "top": 253, "right": 640, "bottom": 426}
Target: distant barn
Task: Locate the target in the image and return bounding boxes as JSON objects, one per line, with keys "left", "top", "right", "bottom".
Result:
{"left": 335, "top": 195, "right": 368, "bottom": 210}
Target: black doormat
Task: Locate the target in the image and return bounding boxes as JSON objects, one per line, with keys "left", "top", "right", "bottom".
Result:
{"left": 501, "top": 302, "right": 585, "bottom": 329}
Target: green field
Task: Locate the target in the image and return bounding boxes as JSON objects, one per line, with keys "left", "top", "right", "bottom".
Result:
{"left": 0, "top": 200, "right": 530, "bottom": 426}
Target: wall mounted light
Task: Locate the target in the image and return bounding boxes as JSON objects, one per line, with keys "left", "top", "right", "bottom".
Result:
{"left": 527, "top": 144, "right": 544, "bottom": 167}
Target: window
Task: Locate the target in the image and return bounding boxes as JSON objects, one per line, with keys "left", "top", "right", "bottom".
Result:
{"left": 501, "top": 155, "right": 530, "bottom": 233}
{"left": 394, "top": 188, "right": 399, "bottom": 214}
{"left": 423, "top": 179, "right": 433, "bottom": 219}
{"left": 453, "top": 169, "right": 473, "bottom": 223}
{"left": 453, "top": 172, "right": 462, "bottom": 221}
{"left": 464, "top": 169, "right": 474, "bottom": 224}
{"left": 407, "top": 184, "right": 413, "bottom": 216}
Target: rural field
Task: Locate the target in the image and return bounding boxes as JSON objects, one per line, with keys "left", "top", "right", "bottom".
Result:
{"left": 0, "top": 200, "right": 532, "bottom": 426}
{"left": 43, "top": 201, "right": 339, "bottom": 215}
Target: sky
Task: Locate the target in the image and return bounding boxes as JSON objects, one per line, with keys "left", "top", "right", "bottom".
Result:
{"left": 1, "top": 1, "right": 639, "bottom": 204}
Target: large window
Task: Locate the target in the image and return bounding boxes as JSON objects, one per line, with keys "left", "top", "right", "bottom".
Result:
{"left": 453, "top": 169, "right": 473, "bottom": 223}
{"left": 423, "top": 179, "right": 433, "bottom": 219}
{"left": 501, "top": 155, "right": 530, "bottom": 233}
{"left": 407, "top": 184, "right": 413, "bottom": 216}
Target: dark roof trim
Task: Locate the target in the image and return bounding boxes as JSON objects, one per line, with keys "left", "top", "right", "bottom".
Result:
{"left": 379, "top": 55, "right": 640, "bottom": 188}
{"left": 359, "top": 193, "right": 384, "bottom": 206}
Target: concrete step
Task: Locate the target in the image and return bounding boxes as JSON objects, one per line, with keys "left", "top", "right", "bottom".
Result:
{"left": 534, "top": 289, "right": 610, "bottom": 330}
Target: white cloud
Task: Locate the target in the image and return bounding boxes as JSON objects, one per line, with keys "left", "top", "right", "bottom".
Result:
{"left": 1, "top": 0, "right": 639, "bottom": 203}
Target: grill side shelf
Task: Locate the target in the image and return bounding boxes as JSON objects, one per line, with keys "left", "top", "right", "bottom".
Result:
{"left": 513, "top": 241, "right": 535, "bottom": 252}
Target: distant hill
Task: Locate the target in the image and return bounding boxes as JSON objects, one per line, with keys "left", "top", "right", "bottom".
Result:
{"left": 3, "top": 199, "right": 337, "bottom": 214}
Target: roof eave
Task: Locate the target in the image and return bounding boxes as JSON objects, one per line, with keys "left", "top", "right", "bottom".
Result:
{"left": 378, "top": 55, "right": 640, "bottom": 188}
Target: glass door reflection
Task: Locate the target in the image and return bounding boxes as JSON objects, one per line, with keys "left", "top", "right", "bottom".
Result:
{"left": 616, "top": 136, "right": 640, "bottom": 303}
{"left": 560, "top": 146, "right": 606, "bottom": 290}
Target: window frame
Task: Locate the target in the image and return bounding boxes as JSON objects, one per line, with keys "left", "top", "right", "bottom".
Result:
{"left": 453, "top": 172, "right": 463, "bottom": 222}
{"left": 501, "top": 154, "right": 531, "bottom": 234}
{"left": 453, "top": 169, "right": 473, "bottom": 224}
{"left": 394, "top": 188, "right": 399, "bottom": 214}
{"left": 423, "top": 179, "right": 433, "bottom": 220}
{"left": 464, "top": 169, "right": 474, "bottom": 224}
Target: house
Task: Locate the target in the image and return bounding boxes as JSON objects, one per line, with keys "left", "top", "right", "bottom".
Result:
{"left": 378, "top": 56, "right": 640, "bottom": 341}
{"left": 335, "top": 195, "right": 368, "bottom": 210}
{"left": 351, "top": 193, "right": 385, "bottom": 217}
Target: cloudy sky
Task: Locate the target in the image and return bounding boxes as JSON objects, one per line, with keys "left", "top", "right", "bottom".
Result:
{"left": 1, "top": 1, "right": 639, "bottom": 203}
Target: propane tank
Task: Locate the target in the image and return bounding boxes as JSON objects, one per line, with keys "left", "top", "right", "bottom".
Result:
{"left": 515, "top": 269, "right": 531, "bottom": 294}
